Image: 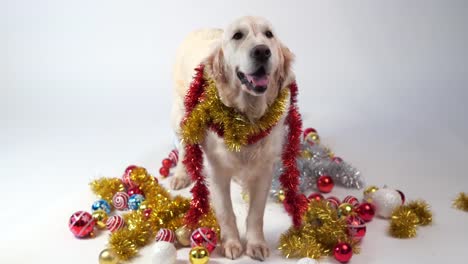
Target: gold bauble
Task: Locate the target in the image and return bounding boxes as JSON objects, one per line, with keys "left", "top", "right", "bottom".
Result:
{"left": 301, "top": 150, "right": 313, "bottom": 159}
{"left": 363, "top": 185, "right": 379, "bottom": 202}
{"left": 277, "top": 189, "right": 286, "bottom": 203}
{"left": 175, "top": 226, "right": 192, "bottom": 247}
{"left": 92, "top": 209, "right": 108, "bottom": 229}
{"left": 99, "top": 249, "right": 120, "bottom": 264}
{"left": 189, "top": 246, "right": 210, "bottom": 264}
{"left": 305, "top": 132, "right": 320, "bottom": 144}
{"left": 338, "top": 203, "right": 354, "bottom": 217}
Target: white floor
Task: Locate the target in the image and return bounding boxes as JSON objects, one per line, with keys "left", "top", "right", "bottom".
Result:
{"left": 2, "top": 1, "right": 468, "bottom": 263}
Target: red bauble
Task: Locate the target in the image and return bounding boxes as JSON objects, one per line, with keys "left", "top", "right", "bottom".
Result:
{"left": 355, "top": 202, "right": 375, "bottom": 222}
{"left": 397, "top": 190, "right": 405, "bottom": 204}
{"left": 69, "top": 211, "right": 95, "bottom": 238}
{"left": 346, "top": 215, "right": 366, "bottom": 241}
{"left": 127, "top": 187, "right": 143, "bottom": 197}
{"left": 303, "top": 127, "right": 317, "bottom": 139}
{"left": 143, "top": 208, "right": 152, "bottom": 218}
{"left": 334, "top": 242, "right": 353, "bottom": 263}
{"left": 190, "top": 227, "right": 217, "bottom": 253}
{"left": 155, "top": 228, "right": 176, "bottom": 243}
{"left": 122, "top": 165, "right": 139, "bottom": 188}
{"left": 343, "top": 195, "right": 360, "bottom": 207}
{"left": 326, "top": 196, "right": 341, "bottom": 209}
{"left": 332, "top": 156, "right": 343, "bottom": 163}
{"left": 162, "top": 158, "right": 173, "bottom": 168}
{"left": 308, "top": 193, "right": 324, "bottom": 202}
{"left": 159, "top": 167, "right": 169, "bottom": 177}
{"left": 317, "top": 175, "right": 334, "bottom": 193}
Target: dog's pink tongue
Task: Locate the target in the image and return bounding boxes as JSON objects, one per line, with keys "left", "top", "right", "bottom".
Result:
{"left": 246, "top": 74, "right": 269, "bottom": 87}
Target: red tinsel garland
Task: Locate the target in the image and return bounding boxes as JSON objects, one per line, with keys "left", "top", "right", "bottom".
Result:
{"left": 182, "top": 65, "right": 306, "bottom": 227}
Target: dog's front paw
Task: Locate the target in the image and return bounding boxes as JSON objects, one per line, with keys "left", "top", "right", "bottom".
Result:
{"left": 246, "top": 240, "right": 270, "bottom": 261}
{"left": 170, "top": 173, "right": 191, "bottom": 190}
{"left": 222, "top": 239, "right": 243, "bottom": 260}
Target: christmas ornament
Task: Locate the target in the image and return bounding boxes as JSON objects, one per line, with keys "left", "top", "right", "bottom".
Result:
{"left": 346, "top": 215, "right": 366, "bottom": 240}
{"left": 297, "top": 258, "right": 319, "bottom": 264}
{"left": 162, "top": 158, "right": 173, "bottom": 168}
{"left": 406, "top": 200, "right": 432, "bottom": 226}
{"left": 122, "top": 165, "right": 139, "bottom": 188}
{"left": 339, "top": 203, "right": 354, "bottom": 217}
{"left": 334, "top": 242, "right": 353, "bottom": 263}
{"left": 92, "top": 199, "right": 112, "bottom": 214}
{"left": 112, "top": 192, "right": 129, "bottom": 211}
{"left": 69, "top": 211, "right": 96, "bottom": 238}
{"left": 343, "top": 195, "right": 359, "bottom": 207}
{"left": 98, "top": 249, "right": 120, "bottom": 264}
{"left": 175, "top": 226, "right": 192, "bottom": 246}
{"left": 190, "top": 227, "right": 217, "bottom": 254}
{"left": 303, "top": 128, "right": 317, "bottom": 139}
{"left": 372, "top": 188, "right": 402, "bottom": 218}
{"left": 152, "top": 241, "right": 177, "bottom": 264}
{"left": 326, "top": 196, "right": 341, "bottom": 209}
{"left": 159, "top": 167, "right": 170, "bottom": 177}
{"left": 307, "top": 193, "right": 324, "bottom": 202}
{"left": 169, "top": 149, "right": 179, "bottom": 165}
{"left": 143, "top": 208, "right": 152, "bottom": 218}
{"left": 453, "top": 192, "right": 468, "bottom": 212}
{"left": 128, "top": 194, "right": 145, "bottom": 210}
{"left": 355, "top": 203, "right": 375, "bottom": 222}
{"left": 106, "top": 215, "right": 125, "bottom": 232}
{"left": 189, "top": 246, "right": 210, "bottom": 264}
{"left": 127, "top": 187, "right": 143, "bottom": 197}
{"left": 182, "top": 65, "right": 307, "bottom": 227}
{"left": 155, "top": 228, "right": 176, "bottom": 243}
{"left": 363, "top": 185, "right": 379, "bottom": 202}
{"left": 389, "top": 206, "right": 418, "bottom": 238}
{"left": 397, "top": 190, "right": 406, "bottom": 204}
{"left": 305, "top": 132, "right": 320, "bottom": 145}
{"left": 92, "top": 209, "right": 109, "bottom": 229}
{"left": 317, "top": 175, "right": 334, "bottom": 193}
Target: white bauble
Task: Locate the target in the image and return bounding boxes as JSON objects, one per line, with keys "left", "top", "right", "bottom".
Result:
{"left": 152, "top": 241, "right": 177, "bottom": 264}
{"left": 297, "top": 257, "right": 319, "bottom": 264}
{"left": 372, "top": 188, "right": 403, "bottom": 218}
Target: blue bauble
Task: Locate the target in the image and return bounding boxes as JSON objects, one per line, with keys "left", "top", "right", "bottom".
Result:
{"left": 91, "top": 199, "right": 111, "bottom": 214}
{"left": 128, "top": 194, "right": 145, "bottom": 210}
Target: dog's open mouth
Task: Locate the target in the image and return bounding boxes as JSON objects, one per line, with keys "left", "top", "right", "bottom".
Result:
{"left": 236, "top": 66, "right": 269, "bottom": 94}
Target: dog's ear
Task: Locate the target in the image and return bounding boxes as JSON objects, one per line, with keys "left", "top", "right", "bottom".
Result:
{"left": 206, "top": 46, "right": 228, "bottom": 84}
{"left": 277, "top": 44, "right": 295, "bottom": 86}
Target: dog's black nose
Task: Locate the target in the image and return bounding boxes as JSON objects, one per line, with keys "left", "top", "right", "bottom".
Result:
{"left": 250, "top": 44, "right": 271, "bottom": 63}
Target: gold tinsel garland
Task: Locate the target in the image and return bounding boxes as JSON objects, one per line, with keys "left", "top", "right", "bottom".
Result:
{"left": 389, "top": 199, "right": 433, "bottom": 239}
{"left": 90, "top": 167, "right": 219, "bottom": 261}
{"left": 278, "top": 200, "right": 360, "bottom": 259}
{"left": 453, "top": 192, "right": 468, "bottom": 212}
{"left": 181, "top": 76, "right": 290, "bottom": 151}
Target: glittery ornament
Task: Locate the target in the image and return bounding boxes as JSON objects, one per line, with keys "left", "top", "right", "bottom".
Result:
{"left": 122, "top": 165, "right": 139, "bottom": 188}
{"left": 190, "top": 227, "right": 217, "bottom": 253}
{"left": 92, "top": 199, "right": 112, "bottom": 214}
{"left": 355, "top": 203, "right": 375, "bottom": 222}
{"left": 92, "top": 209, "right": 109, "bottom": 229}
{"left": 106, "top": 215, "right": 125, "bottom": 232}
{"left": 69, "top": 211, "right": 96, "bottom": 238}
{"left": 155, "top": 228, "right": 176, "bottom": 243}
{"left": 189, "top": 246, "right": 210, "bottom": 264}
{"left": 334, "top": 242, "right": 353, "bottom": 263}
{"left": 308, "top": 193, "right": 324, "bottom": 202}
{"left": 112, "top": 192, "right": 129, "bottom": 211}
{"left": 127, "top": 187, "right": 143, "bottom": 197}
{"left": 159, "top": 167, "right": 170, "bottom": 177}
{"left": 175, "top": 226, "right": 192, "bottom": 247}
{"left": 339, "top": 203, "right": 354, "bottom": 217}
{"left": 343, "top": 195, "right": 359, "bottom": 207}
{"left": 453, "top": 192, "right": 468, "bottom": 212}
{"left": 152, "top": 241, "right": 177, "bottom": 264}
{"left": 128, "top": 194, "right": 145, "bottom": 210}
{"left": 98, "top": 249, "right": 120, "bottom": 264}
{"left": 363, "top": 185, "right": 379, "bottom": 202}
{"left": 346, "top": 215, "right": 366, "bottom": 240}
{"left": 373, "top": 188, "right": 403, "bottom": 218}
{"left": 389, "top": 206, "right": 418, "bottom": 238}
{"left": 326, "top": 196, "right": 341, "bottom": 209}
{"left": 297, "top": 258, "right": 319, "bottom": 264}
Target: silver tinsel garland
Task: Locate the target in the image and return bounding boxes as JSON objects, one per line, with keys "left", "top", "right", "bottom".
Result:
{"left": 270, "top": 137, "right": 365, "bottom": 199}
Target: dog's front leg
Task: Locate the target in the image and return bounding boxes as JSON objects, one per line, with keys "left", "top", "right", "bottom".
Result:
{"left": 209, "top": 165, "right": 243, "bottom": 259}
{"left": 245, "top": 164, "right": 273, "bottom": 261}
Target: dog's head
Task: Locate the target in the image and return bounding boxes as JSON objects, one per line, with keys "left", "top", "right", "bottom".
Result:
{"left": 208, "top": 16, "right": 294, "bottom": 100}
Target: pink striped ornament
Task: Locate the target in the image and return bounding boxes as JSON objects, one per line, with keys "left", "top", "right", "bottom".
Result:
{"left": 106, "top": 215, "right": 125, "bottom": 232}
{"left": 168, "top": 149, "right": 179, "bottom": 166}
{"left": 326, "top": 196, "right": 341, "bottom": 209}
{"left": 343, "top": 195, "right": 359, "bottom": 207}
{"left": 155, "top": 228, "right": 176, "bottom": 243}
{"left": 112, "top": 192, "right": 129, "bottom": 211}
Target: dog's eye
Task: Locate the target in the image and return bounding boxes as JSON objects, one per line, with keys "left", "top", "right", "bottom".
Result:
{"left": 232, "top": 32, "right": 243, "bottom": 40}
{"left": 265, "top": 30, "right": 274, "bottom": 38}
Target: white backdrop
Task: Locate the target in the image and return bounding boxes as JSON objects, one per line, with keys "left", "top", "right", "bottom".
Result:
{"left": 2, "top": 1, "right": 468, "bottom": 264}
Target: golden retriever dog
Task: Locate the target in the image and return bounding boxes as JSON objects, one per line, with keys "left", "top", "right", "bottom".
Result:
{"left": 170, "top": 16, "right": 294, "bottom": 261}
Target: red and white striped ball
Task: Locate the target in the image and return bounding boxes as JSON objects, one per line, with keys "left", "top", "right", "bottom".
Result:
{"left": 106, "top": 215, "right": 125, "bottom": 232}
{"left": 122, "top": 165, "right": 139, "bottom": 188}
{"left": 155, "top": 228, "right": 176, "bottom": 243}
{"left": 343, "top": 195, "right": 360, "bottom": 207}
{"left": 168, "top": 149, "right": 178, "bottom": 166}
{"left": 190, "top": 227, "right": 217, "bottom": 254}
{"left": 326, "top": 196, "right": 341, "bottom": 209}
{"left": 112, "top": 192, "right": 129, "bottom": 211}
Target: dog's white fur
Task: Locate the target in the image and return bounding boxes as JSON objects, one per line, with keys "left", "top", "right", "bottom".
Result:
{"left": 170, "top": 16, "right": 294, "bottom": 261}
